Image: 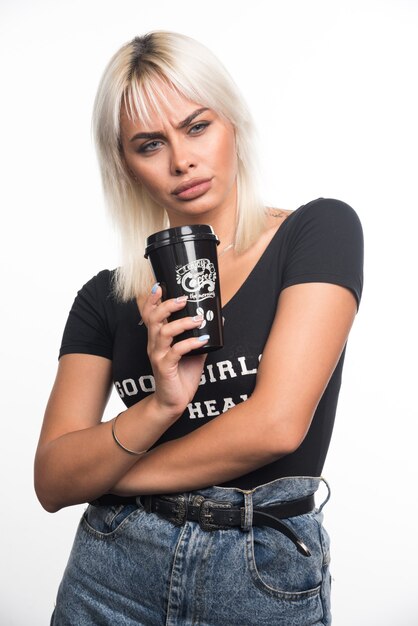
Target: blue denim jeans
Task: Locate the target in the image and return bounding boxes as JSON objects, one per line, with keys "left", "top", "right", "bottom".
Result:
{"left": 51, "top": 476, "right": 331, "bottom": 625}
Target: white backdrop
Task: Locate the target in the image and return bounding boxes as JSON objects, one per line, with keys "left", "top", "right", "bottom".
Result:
{"left": 1, "top": 1, "right": 417, "bottom": 624}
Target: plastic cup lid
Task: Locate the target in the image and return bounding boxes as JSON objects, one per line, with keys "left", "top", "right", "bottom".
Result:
{"left": 145, "top": 224, "right": 220, "bottom": 257}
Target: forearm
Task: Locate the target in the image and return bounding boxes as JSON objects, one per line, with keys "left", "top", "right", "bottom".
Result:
{"left": 111, "top": 396, "right": 289, "bottom": 495}
{"left": 35, "top": 394, "right": 176, "bottom": 512}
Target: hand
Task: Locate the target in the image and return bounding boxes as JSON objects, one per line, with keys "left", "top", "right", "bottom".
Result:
{"left": 139, "top": 285, "right": 208, "bottom": 421}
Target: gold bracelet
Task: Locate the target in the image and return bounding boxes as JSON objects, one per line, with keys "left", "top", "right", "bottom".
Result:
{"left": 111, "top": 413, "right": 148, "bottom": 456}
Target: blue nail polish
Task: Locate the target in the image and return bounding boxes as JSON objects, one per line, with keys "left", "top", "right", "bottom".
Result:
{"left": 151, "top": 282, "right": 160, "bottom": 294}
{"left": 198, "top": 334, "right": 210, "bottom": 342}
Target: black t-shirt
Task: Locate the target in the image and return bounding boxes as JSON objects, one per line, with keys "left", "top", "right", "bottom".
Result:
{"left": 60, "top": 198, "right": 364, "bottom": 489}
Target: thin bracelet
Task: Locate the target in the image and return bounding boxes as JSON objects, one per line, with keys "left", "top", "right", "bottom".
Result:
{"left": 111, "top": 413, "right": 148, "bottom": 456}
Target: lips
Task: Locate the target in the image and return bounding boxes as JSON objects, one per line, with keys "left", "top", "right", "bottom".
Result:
{"left": 172, "top": 178, "right": 212, "bottom": 200}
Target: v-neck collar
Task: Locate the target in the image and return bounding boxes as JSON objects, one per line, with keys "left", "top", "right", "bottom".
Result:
{"left": 221, "top": 207, "right": 300, "bottom": 311}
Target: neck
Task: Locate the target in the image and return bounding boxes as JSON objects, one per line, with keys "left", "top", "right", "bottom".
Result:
{"left": 166, "top": 193, "right": 238, "bottom": 251}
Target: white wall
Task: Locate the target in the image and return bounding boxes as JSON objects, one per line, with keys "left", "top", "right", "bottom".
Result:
{"left": 1, "top": 1, "right": 417, "bottom": 624}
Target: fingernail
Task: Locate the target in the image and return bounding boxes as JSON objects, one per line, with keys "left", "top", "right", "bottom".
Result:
{"left": 151, "top": 282, "right": 160, "bottom": 294}
{"left": 192, "top": 314, "right": 204, "bottom": 322}
{"left": 198, "top": 334, "right": 210, "bottom": 342}
{"left": 175, "top": 295, "right": 188, "bottom": 303}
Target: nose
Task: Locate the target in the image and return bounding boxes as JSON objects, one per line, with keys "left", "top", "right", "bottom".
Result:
{"left": 169, "top": 138, "right": 196, "bottom": 176}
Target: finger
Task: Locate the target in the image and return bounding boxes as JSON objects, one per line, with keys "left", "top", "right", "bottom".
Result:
{"left": 142, "top": 291, "right": 189, "bottom": 330}
{"left": 163, "top": 334, "right": 210, "bottom": 365}
{"left": 148, "top": 295, "right": 189, "bottom": 327}
{"left": 146, "top": 296, "right": 190, "bottom": 350}
{"left": 140, "top": 284, "right": 163, "bottom": 324}
{"left": 155, "top": 314, "right": 206, "bottom": 352}
{"left": 138, "top": 285, "right": 162, "bottom": 329}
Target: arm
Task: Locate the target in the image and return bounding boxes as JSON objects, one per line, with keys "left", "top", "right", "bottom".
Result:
{"left": 34, "top": 295, "right": 208, "bottom": 512}
{"left": 34, "top": 354, "right": 168, "bottom": 512}
{"left": 111, "top": 281, "right": 358, "bottom": 495}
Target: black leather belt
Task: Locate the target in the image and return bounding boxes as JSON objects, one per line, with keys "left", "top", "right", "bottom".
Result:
{"left": 143, "top": 494, "right": 314, "bottom": 557}
{"left": 91, "top": 494, "right": 315, "bottom": 556}
{"left": 93, "top": 492, "right": 315, "bottom": 557}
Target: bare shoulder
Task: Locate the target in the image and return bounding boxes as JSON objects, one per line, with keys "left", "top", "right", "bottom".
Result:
{"left": 259, "top": 207, "right": 294, "bottom": 242}
{"left": 244, "top": 207, "right": 293, "bottom": 256}
{"left": 265, "top": 207, "right": 293, "bottom": 232}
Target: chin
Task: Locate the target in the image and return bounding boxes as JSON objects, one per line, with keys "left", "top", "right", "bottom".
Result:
{"left": 169, "top": 197, "right": 221, "bottom": 218}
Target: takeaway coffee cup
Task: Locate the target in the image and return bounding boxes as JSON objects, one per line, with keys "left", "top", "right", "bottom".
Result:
{"left": 145, "top": 224, "right": 223, "bottom": 354}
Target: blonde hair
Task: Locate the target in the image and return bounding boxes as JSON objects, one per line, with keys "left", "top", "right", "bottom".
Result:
{"left": 93, "top": 31, "right": 265, "bottom": 300}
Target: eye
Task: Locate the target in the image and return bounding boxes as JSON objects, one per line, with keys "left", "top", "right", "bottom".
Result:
{"left": 138, "top": 140, "right": 163, "bottom": 154}
{"left": 188, "top": 121, "right": 210, "bottom": 135}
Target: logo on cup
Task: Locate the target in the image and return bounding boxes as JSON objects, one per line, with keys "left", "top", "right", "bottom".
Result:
{"left": 176, "top": 258, "right": 217, "bottom": 301}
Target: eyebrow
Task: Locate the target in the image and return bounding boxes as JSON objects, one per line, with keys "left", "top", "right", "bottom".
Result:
{"left": 129, "top": 107, "right": 210, "bottom": 142}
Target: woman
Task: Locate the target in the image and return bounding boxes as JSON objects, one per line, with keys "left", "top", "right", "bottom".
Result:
{"left": 35, "top": 31, "right": 363, "bottom": 625}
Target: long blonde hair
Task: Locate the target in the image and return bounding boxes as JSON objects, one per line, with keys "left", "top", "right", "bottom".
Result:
{"left": 93, "top": 31, "right": 265, "bottom": 300}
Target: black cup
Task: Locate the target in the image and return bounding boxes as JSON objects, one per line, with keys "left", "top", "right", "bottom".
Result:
{"left": 145, "top": 224, "right": 223, "bottom": 354}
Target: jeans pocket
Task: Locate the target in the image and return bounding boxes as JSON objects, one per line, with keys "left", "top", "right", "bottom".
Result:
{"left": 81, "top": 502, "right": 141, "bottom": 539}
{"left": 246, "top": 513, "right": 323, "bottom": 600}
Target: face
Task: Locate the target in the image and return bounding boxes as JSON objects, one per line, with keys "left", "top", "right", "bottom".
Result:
{"left": 120, "top": 85, "right": 238, "bottom": 226}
